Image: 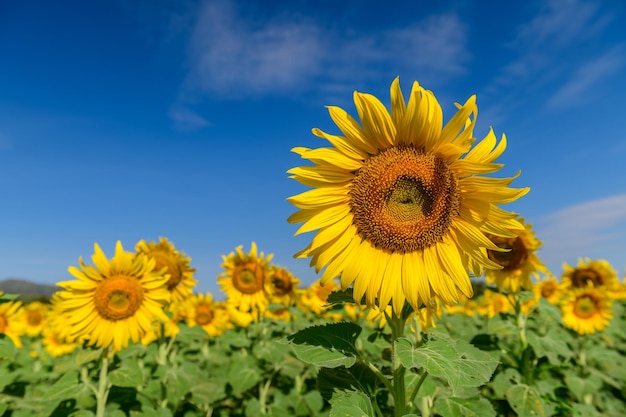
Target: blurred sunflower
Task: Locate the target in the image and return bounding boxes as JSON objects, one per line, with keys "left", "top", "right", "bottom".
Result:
{"left": 184, "top": 293, "right": 230, "bottom": 337}
{"left": 478, "top": 290, "right": 513, "bottom": 318}
{"left": 288, "top": 78, "right": 528, "bottom": 314}
{"left": 23, "top": 301, "right": 49, "bottom": 337}
{"left": 533, "top": 277, "right": 563, "bottom": 305}
{"left": 0, "top": 301, "right": 25, "bottom": 348}
{"left": 561, "top": 287, "right": 613, "bottom": 335}
{"left": 136, "top": 238, "right": 197, "bottom": 303}
{"left": 265, "top": 266, "right": 300, "bottom": 306}
{"left": 42, "top": 295, "right": 81, "bottom": 357}
{"left": 56, "top": 241, "right": 171, "bottom": 352}
{"left": 485, "top": 218, "right": 549, "bottom": 293}
{"left": 218, "top": 242, "right": 272, "bottom": 319}
{"left": 296, "top": 279, "right": 339, "bottom": 316}
{"left": 561, "top": 258, "right": 618, "bottom": 291}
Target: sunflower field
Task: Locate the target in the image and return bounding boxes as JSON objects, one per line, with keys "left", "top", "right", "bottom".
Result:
{"left": 2, "top": 79, "right": 626, "bottom": 417}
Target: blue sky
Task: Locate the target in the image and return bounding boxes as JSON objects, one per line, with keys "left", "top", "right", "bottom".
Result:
{"left": 1, "top": 0, "right": 626, "bottom": 297}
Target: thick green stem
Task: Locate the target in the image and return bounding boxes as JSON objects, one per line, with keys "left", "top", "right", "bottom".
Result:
{"left": 95, "top": 350, "right": 112, "bottom": 417}
{"left": 408, "top": 370, "right": 428, "bottom": 406}
{"left": 390, "top": 313, "right": 407, "bottom": 417}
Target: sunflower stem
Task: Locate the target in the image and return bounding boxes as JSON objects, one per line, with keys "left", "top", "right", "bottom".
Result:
{"left": 95, "top": 349, "right": 112, "bottom": 417}
{"left": 389, "top": 312, "right": 407, "bottom": 417}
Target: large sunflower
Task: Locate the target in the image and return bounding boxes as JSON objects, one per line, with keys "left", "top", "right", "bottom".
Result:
{"left": 485, "top": 217, "right": 549, "bottom": 293}
{"left": 136, "top": 237, "right": 197, "bottom": 302}
{"left": 561, "top": 287, "right": 613, "bottom": 335}
{"left": 56, "top": 241, "right": 171, "bottom": 352}
{"left": 218, "top": 242, "right": 272, "bottom": 318}
{"left": 288, "top": 78, "right": 528, "bottom": 313}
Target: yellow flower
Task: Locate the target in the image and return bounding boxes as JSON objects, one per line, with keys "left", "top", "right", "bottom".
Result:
{"left": 218, "top": 242, "right": 272, "bottom": 319}
{"left": 561, "top": 258, "right": 618, "bottom": 291}
{"left": 23, "top": 301, "right": 49, "bottom": 337}
{"left": 561, "top": 287, "right": 613, "bottom": 335}
{"left": 136, "top": 237, "right": 197, "bottom": 303}
{"left": 296, "top": 279, "right": 339, "bottom": 316}
{"left": 56, "top": 241, "right": 171, "bottom": 352}
{"left": 42, "top": 295, "right": 81, "bottom": 356}
{"left": 533, "top": 277, "right": 563, "bottom": 305}
{"left": 264, "top": 306, "right": 293, "bottom": 322}
{"left": 0, "top": 301, "right": 25, "bottom": 348}
{"left": 41, "top": 326, "right": 80, "bottom": 357}
{"left": 478, "top": 290, "right": 513, "bottom": 318}
{"left": 184, "top": 293, "right": 230, "bottom": 337}
{"left": 288, "top": 78, "right": 528, "bottom": 314}
{"left": 265, "top": 266, "right": 300, "bottom": 306}
{"left": 485, "top": 218, "right": 549, "bottom": 293}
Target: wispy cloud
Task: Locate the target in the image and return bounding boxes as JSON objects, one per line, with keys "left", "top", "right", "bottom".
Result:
{"left": 487, "top": 0, "right": 621, "bottom": 113}
{"left": 533, "top": 194, "right": 626, "bottom": 273}
{"left": 180, "top": 0, "right": 469, "bottom": 100}
{"left": 546, "top": 45, "right": 625, "bottom": 108}
{"left": 168, "top": 105, "right": 213, "bottom": 131}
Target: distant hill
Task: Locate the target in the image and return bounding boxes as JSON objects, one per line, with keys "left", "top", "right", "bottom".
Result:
{"left": 0, "top": 278, "right": 59, "bottom": 302}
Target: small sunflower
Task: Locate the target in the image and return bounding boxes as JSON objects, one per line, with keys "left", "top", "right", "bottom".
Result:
{"left": 23, "top": 301, "right": 49, "bottom": 337}
{"left": 56, "top": 241, "right": 171, "bottom": 352}
{"left": 478, "top": 290, "right": 513, "bottom": 318}
{"left": 42, "top": 295, "right": 81, "bottom": 357}
{"left": 0, "top": 301, "right": 25, "bottom": 348}
{"left": 561, "top": 287, "right": 613, "bottom": 335}
{"left": 485, "top": 218, "right": 549, "bottom": 293}
{"left": 265, "top": 266, "right": 300, "bottom": 306}
{"left": 561, "top": 258, "right": 619, "bottom": 292}
{"left": 288, "top": 78, "right": 528, "bottom": 314}
{"left": 136, "top": 237, "right": 197, "bottom": 303}
{"left": 296, "top": 279, "right": 339, "bottom": 316}
{"left": 533, "top": 277, "right": 563, "bottom": 305}
{"left": 218, "top": 242, "right": 272, "bottom": 319}
{"left": 184, "top": 293, "right": 230, "bottom": 337}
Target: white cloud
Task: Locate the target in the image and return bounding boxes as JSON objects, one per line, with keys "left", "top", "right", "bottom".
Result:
{"left": 181, "top": 0, "right": 469, "bottom": 99}
{"left": 532, "top": 194, "right": 626, "bottom": 274}
{"left": 546, "top": 45, "right": 625, "bottom": 108}
{"left": 169, "top": 106, "right": 212, "bottom": 131}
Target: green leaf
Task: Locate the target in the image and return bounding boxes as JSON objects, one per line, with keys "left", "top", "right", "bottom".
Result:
{"left": 564, "top": 373, "right": 603, "bottom": 403}
{"left": 286, "top": 322, "right": 362, "bottom": 368}
{"left": 227, "top": 355, "right": 262, "bottom": 393}
{"left": 46, "top": 371, "right": 83, "bottom": 401}
{"left": 526, "top": 331, "right": 572, "bottom": 364}
{"left": 329, "top": 391, "right": 374, "bottom": 417}
{"left": 490, "top": 368, "right": 522, "bottom": 398}
{"left": 434, "top": 396, "right": 497, "bottom": 417}
{"left": 108, "top": 359, "right": 144, "bottom": 387}
{"left": 505, "top": 384, "right": 546, "bottom": 417}
{"left": 326, "top": 288, "right": 358, "bottom": 305}
{"left": 75, "top": 348, "right": 103, "bottom": 366}
{"left": 396, "top": 336, "right": 498, "bottom": 395}
{"left": 317, "top": 362, "right": 378, "bottom": 401}
{"left": 190, "top": 381, "right": 226, "bottom": 405}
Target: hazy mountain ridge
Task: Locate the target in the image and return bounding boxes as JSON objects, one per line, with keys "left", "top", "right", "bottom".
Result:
{"left": 0, "top": 278, "right": 59, "bottom": 302}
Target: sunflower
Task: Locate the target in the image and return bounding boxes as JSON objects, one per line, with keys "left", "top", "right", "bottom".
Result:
{"left": 56, "top": 241, "right": 171, "bottom": 352}
{"left": 0, "top": 301, "right": 25, "bottom": 348}
{"left": 265, "top": 266, "right": 300, "bottom": 306}
{"left": 484, "top": 218, "right": 549, "bottom": 293}
{"left": 533, "top": 277, "right": 563, "bottom": 305}
{"left": 184, "top": 293, "right": 230, "bottom": 337}
{"left": 41, "top": 295, "right": 81, "bottom": 357}
{"left": 218, "top": 242, "right": 272, "bottom": 319}
{"left": 561, "top": 287, "right": 613, "bottom": 335}
{"left": 478, "top": 290, "right": 513, "bottom": 318}
{"left": 22, "top": 301, "right": 49, "bottom": 337}
{"left": 288, "top": 78, "right": 528, "bottom": 314}
{"left": 561, "top": 258, "right": 619, "bottom": 292}
{"left": 136, "top": 237, "right": 197, "bottom": 303}
{"left": 296, "top": 278, "right": 339, "bottom": 316}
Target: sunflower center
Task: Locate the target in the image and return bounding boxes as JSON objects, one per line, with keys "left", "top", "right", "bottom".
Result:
{"left": 27, "top": 312, "right": 43, "bottom": 326}
{"left": 270, "top": 270, "right": 293, "bottom": 296}
{"left": 94, "top": 275, "right": 144, "bottom": 321}
{"left": 573, "top": 295, "right": 597, "bottom": 319}
{"left": 349, "top": 147, "right": 459, "bottom": 253}
{"left": 571, "top": 268, "right": 602, "bottom": 288}
{"left": 195, "top": 304, "right": 214, "bottom": 326}
{"left": 541, "top": 283, "right": 557, "bottom": 299}
{"left": 232, "top": 262, "right": 265, "bottom": 294}
{"left": 0, "top": 315, "right": 6, "bottom": 333}
{"left": 487, "top": 236, "right": 528, "bottom": 270}
{"left": 152, "top": 251, "right": 183, "bottom": 291}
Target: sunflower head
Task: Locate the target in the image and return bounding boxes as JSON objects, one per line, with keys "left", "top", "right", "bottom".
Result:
{"left": 288, "top": 78, "right": 529, "bottom": 315}
{"left": 183, "top": 293, "right": 230, "bottom": 337}
{"left": 562, "top": 258, "right": 618, "bottom": 291}
{"left": 533, "top": 277, "right": 563, "bottom": 305}
{"left": 56, "top": 241, "right": 171, "bottom": 352}
{"left": 561, "top": 287, "right": 613, "bottom": 335}
{"left": 265, "top": 266, "right": 300, "bottom": 305}
{"left": 485, "top": 218, "right": 549, "bottom": 293}
{"left": 23, "top": 301, "right": 49, "bottom": 337}
{"left": 136, "top": 238, "right": 197, "bottom": 302}
{"left": 218, "top": 242, "right": 273, "bottom": 319}
{"left": 0, "top": 301, "right": 25, "bottom": 348}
